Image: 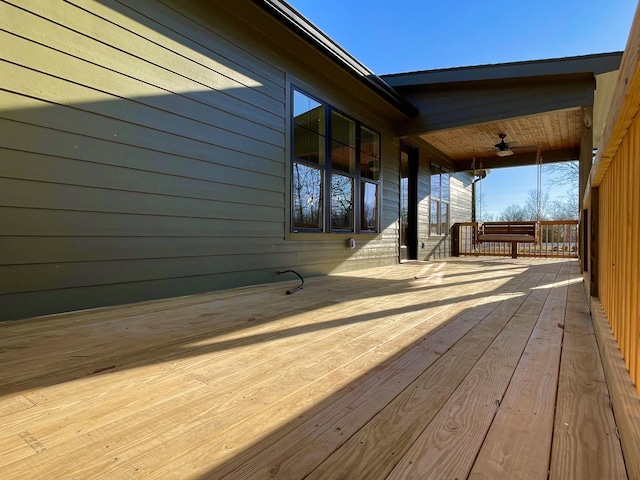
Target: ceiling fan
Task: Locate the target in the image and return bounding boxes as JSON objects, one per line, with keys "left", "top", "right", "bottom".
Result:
{"left": 493, "top": 133, "right": 536, "bottom": 157}
{"left": 494, "top": 133, "right": 516, "bottom": 157}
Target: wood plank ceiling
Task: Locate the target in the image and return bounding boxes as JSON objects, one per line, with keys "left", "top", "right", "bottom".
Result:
{"left": 418, "top": 108, "right": 582, "bottom": 164}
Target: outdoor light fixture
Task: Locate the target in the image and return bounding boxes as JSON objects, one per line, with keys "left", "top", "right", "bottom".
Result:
{"left": 369, "top": 160, "right": 380, "bottom": 172}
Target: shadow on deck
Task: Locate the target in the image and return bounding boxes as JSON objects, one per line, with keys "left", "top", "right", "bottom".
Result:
{"left": 0, "top": 258, "right": 632, "bottom": 479}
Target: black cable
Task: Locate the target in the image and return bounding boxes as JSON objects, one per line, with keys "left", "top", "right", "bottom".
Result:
{"left": 276, "top": 270, "right": 304, "bottom": 294}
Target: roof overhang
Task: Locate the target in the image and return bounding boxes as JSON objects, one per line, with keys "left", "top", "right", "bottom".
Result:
{"left": 383, "top": 53, "right": 623, "bottom": 87}
{"left": 382, "top": 53, "right": 623, "bottom": 172}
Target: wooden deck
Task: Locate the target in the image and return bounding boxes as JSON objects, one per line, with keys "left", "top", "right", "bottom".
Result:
{"left": 0, "top": 258, "right": 630, "bottom": 479}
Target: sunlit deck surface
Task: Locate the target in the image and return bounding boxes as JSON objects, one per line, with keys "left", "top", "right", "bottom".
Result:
{"left": 0, "top": 258, "right": 630, "bottom": 479}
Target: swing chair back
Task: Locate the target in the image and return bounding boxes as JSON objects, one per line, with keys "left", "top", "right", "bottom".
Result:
{"left": 475, "top": 221, "right": 538, "bottom": 258}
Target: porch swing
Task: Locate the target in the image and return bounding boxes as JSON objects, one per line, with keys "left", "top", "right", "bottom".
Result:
{"left": 474, "top": 151, "right": 542, "bottom": 258}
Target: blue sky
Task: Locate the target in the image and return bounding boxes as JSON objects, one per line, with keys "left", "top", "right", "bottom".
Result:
{"left": 288, "top": 0, "right": 637, "bottom": 217}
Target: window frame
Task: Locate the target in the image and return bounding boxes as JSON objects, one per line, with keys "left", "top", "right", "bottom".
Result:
{"left": 289, "top": 86, "right": 381, "bottom": 236}
{"left": 429, "top": 164, "right": 450, "bottom": 236}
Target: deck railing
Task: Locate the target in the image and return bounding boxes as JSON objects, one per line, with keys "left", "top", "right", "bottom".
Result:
{"left": 453, "top": 220, "right": 579, "bottom": 259}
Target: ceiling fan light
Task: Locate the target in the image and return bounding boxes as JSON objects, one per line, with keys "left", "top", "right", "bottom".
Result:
{"left": 496, "top": 149, "right": 514, "bottom": 157}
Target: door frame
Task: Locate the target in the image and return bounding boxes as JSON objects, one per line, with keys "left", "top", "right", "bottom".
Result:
{"left": 399, "top": 141, "right": 419, "bottom": 261}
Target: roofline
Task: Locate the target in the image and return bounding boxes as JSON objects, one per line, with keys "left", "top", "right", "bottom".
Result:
{"left": 382, "top": 52, "right": 624, "bottom": 88}
{"left": 253, "top": 0, "right": 419, "bottom": 118}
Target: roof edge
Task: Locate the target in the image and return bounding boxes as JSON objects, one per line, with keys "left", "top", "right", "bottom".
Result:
{"left": 382, "top": 52, "right": 624, "bottom": 88}
{"left": 253, "top": 0, "right": 419, "bottom": 118}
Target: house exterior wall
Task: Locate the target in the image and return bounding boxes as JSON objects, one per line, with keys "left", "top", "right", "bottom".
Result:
{"left": 412, "top": 140, "right": 472, "bottom": 260}
{"left": 0, "top": 0, "right": 470, "bottom": 321}
{"left": 421, "top": 172, "right": 472, "bottom": 260}
{"left": 0, "top": 0, "right": 286, "bottom": 321}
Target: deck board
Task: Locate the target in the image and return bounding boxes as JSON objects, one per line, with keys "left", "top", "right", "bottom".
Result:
{"left": 468, "top": 262, "right": 570, "bottom": 479}
{"left": 550, "top": 279, "right": 626, "bottom": 479}
{"left": 305, "top": 266, "right": 552, "bottom": 480}
{"left": 0, "top": 258, "right": 632, "bottom": 479}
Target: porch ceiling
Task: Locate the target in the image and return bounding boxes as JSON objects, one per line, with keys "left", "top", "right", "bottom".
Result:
{"left": 383, "top": 52, "right": 623, "bottom": 172}
{"left": 418, "top": 108, "right": 582, "bottom": 171}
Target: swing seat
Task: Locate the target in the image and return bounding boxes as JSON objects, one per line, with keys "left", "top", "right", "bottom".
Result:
{"left": 476, "top": 221, "right": 537, "bottom": 258}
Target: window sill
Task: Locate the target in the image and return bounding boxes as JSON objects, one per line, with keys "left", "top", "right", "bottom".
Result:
{"left": 286, "top": 231, "right": 381, "bottom": 242}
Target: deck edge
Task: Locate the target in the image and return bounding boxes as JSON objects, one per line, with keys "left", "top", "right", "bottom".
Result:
{"left": 591, "top": 296, "right": 640, "bottom": 479}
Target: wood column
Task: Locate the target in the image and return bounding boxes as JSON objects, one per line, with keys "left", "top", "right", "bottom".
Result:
{"left": 589, "top": 187, "right": 599, "bottom": 297}
{"left": 579, "top": 105, "right": 593, "bottom": 268}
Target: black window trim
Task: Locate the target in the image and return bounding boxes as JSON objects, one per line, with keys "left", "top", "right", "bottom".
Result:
{"left": 290, "top": 85, "right": 381, "bottom": 236}
{"left": 430, "top": 163, "right": 451, "bottom": 236}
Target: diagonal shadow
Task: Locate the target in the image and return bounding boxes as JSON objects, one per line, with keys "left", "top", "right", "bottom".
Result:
{"left": 0, "top": 260, "right": 530, "bottom": 397}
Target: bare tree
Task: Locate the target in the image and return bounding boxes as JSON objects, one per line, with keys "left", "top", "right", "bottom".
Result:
{"left": 543, "top": 160, "right": 579, "bottom": 220}
{"left": 475, "top": 189, "right": 489, "bottom": 221}
{"left": 524, "top": 189, "right": 550, "bottom": 220}
{"left": 499, "top": 204, "right": 527, "bottom": 221}
{"left": 549, "top": 194, "right": 579, "bottom": 220}
{"left": 292, "top": 164, "right": 322, "bottom": 227}
{"left": 544, "top": 161, "right": 578, "bottom": 189}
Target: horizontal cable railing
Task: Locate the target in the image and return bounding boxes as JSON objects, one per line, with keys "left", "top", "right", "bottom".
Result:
{"left": 453, "top": 220, "right": 579, "bottom": 258}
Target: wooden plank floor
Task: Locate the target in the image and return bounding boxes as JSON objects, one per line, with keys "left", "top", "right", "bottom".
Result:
{"left": 0, "top": 258, "right": 629, "bottom": 479}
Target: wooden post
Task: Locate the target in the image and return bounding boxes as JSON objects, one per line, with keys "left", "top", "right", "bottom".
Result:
{"left": 579, "top": 105, "right": 593, "bottom": 267}
{"left": 590, "top": 187, "right": 599, "bottom": 297}
{"left": 452, "top": 223, "right": 460, "bottom": 257}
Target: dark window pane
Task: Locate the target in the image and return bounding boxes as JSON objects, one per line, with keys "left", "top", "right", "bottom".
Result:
{"left": 441, "top": 171, "right": 450, "bottom": 202}
{"left": 292, "top": 163, "right": 323, "bottom": 230}
{"left": 331, "top": 111, "right": 356, "bottom": 146}
{"left": 361, "top": 127, "right": 380, "bottom": 180}
{"left": 361, "top": 181, "right": 378, "bottom": 232}
{"left": 293, "top": 90, "right": 325, "bottom": 135}
{"left": 331, "top": 174, "right": 354, "bottom": 231}
{"left": 361, "top": 127, "right": 380, "bottom": 157}
{"left": 331, "top": 112, "right": 356, "bottom": 173}
{"left": 431, "top": 164, "right": 441, "bottom": 199}
{"left": 294, "top": 126, "right": 325, "bottom": 165}
{"left": 440, "top": 202, "right": 449, "bottom": 234}
{"left": 430, "top": 199, "right": 439, "bottom": 235}
{"left": 361, "top": 152, "right": 380, "bottom": 180}
{"left": 400, "top": 151, "right": 409, "bottom": 246}
{"left": 331, "top": 140, "right": 356, "bottom": 173}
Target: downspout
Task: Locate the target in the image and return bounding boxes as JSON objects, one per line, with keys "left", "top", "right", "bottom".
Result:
{"left": 471, "top": 169, "right": 488, "bottom": 223}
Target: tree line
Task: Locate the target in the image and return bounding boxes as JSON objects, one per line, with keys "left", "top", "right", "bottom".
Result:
{"left": 479, "top": 162, "right": 579, "bottom": 222}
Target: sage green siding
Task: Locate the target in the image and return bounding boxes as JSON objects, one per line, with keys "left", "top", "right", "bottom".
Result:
{"left": 0, "top": 0, "right": 390, "bottom": 321}
{"left": 0, "top": 0, "right": 471, "bottom": 321}
{"left": 1, "top": 0, "right": 289, "bottom": 320}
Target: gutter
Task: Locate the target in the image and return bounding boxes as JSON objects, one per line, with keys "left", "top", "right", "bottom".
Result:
{"left": 253, "top": 0, "right": 419, "bottom": 118}
{"left": 382, "top": 52, "right": 623, "bottom": 88}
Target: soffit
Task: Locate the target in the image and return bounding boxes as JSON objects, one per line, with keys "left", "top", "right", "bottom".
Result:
{"left": 419, "top": 108, "right": 582, "bottom": 169}
{"left": 383, "top": 53, "right": 622, "bottom": 172}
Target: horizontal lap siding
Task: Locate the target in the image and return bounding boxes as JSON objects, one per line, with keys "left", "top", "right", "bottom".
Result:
{"left": 422, "top": 172, "right": 472, "bottom": 260}
{"left": 0, "top": 0, "right": 290, "bottom": 320}
{"left": 450, "top": 173, "right": 473, "bottom": 225}
{"left": 0, "top": 0, "right": 406, "bottom": 321}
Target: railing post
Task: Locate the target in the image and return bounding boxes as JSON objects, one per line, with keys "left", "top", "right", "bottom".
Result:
{"left": 452, "top": 223, "right": 460, "bottom": 257}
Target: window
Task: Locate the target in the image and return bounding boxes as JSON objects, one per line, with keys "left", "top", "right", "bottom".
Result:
{"left": 430, "top": 164, "right": 450, "bottom": 235}
{"left": 291, "top": 87, "right": 380, "bottom": 233}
